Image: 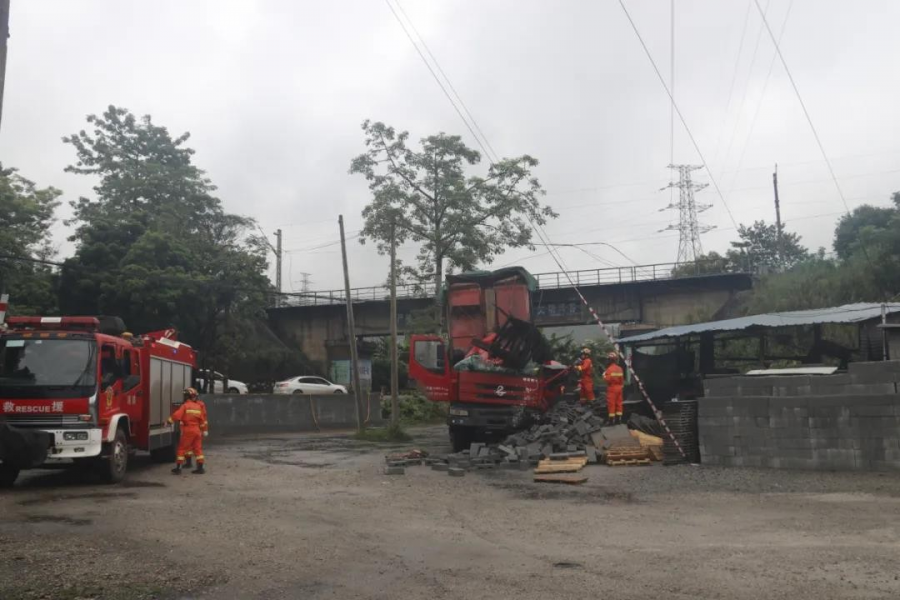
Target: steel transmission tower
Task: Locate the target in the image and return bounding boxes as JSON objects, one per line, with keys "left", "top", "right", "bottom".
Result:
{"left": 660, "top": 164, "right": 714, "bottom": 264}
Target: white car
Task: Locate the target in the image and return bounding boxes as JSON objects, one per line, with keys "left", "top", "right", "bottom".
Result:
{"left": 274, "top": 376, "right": 347, "bottom": 395}
{"left": 196, "top": 370, "right": 248, "bottom": 394}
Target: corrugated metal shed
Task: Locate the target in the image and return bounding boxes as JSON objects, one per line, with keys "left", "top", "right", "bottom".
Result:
{"left": 618, "top": 303, "right": 900, "bottom": 345}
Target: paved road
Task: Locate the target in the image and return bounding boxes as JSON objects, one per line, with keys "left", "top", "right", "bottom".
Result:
{"left": 3, "top": 426, "right": 900, "bottom": 599}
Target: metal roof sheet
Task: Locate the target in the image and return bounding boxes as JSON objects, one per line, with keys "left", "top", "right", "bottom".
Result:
{"left": 618, "top": 303, "right": 900, "bottom": 344}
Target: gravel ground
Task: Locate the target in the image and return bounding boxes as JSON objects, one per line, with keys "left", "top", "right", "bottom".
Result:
{"left": 3, "top": 425, "right": 900, "bottom": 599}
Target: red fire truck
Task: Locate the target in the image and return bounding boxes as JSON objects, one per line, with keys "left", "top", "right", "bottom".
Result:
{"left": 0, "top": 316, "right": 196, "bottom": 487}
{"left": 408, "top": 267, "right": 567, "bottom": 451}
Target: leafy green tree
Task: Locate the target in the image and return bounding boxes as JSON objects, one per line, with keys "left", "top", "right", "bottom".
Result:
{"left": 0, "top": 164, "right": 61, "bottom": 314}
{"left": 833, "top": 204, "right": 897, "bottom": 260}
{"left": 58, "top": 106, "right": 271, "bottom": 370}
{"left": 350, "top": 120, "right": 556, "bottom": 309}
{"left": 727, "top": 220, "right": 807, "bottom": 271}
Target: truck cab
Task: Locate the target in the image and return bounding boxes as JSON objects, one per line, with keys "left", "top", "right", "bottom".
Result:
{"left": 408, "top": 267, "right": 563, "bottom": 451}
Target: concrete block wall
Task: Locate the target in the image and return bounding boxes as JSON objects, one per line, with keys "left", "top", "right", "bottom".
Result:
{"left": 700, "top": 361, "right": 900, "bottom": 471}
{"left": 201, "top": 393, "right": 384, "bottom": 434}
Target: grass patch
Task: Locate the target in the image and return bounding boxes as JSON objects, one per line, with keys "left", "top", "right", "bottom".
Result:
{"left": 353, "top": 423, "right": 413, "bottom": 443}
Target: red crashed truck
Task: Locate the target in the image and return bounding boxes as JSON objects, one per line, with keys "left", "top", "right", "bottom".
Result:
{"left": 0, "top": 316, "right": 196, "bottom": 487}
{"left": 408, "top": 267, "right": 567, "bottom": 451}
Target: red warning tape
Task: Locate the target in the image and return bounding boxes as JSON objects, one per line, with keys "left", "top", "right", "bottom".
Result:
{"left": 571, "top": 287, "right": 687, "bottom": 460}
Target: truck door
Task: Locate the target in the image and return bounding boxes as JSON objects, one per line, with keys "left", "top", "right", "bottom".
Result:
{"left": 408, "top": 335, "right": 452, "bottom": 402}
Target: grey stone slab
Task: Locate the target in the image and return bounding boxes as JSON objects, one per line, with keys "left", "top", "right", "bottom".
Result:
{"left": 448, "top": 467, "right": 466, "bottom": 477}
{"left": 384, "top": 466, "right": 405, "bottom": 475}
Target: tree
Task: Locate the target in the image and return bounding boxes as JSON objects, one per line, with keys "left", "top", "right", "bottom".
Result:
{"left": 58, "top": 106, "right": 271, "bottom": 369}
{"left": 0, "top": 164, "right": 61, "bottom": 314}
{"left": 727, "top": 220, "right": 807, "bottom": 271}
{"left": 350, "top": 121, "right": 556, "bottom": 309}
{"left": 833, "top": 204, "right": 897, "bottom": 260}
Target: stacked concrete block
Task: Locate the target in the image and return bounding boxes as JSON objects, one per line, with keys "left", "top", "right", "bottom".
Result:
{"left": 700, "top": 363, "right": 900, "bottom": 471}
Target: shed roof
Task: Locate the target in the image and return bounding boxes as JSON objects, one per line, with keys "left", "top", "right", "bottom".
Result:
{"left": 618, "top": 303, "right": 900, "bottom": 345}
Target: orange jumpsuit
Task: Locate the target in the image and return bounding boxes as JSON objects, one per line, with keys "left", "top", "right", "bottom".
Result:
{"left": 603, "top": 363, "right": 625, "bottom": 419}
{"left": 576, "top": 357, "right": 594, "bottom": 404}
{"left": 168, "top": 399, "right": 208, "bottom": 466}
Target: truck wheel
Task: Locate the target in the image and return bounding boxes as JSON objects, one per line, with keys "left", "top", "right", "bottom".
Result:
{"left": 0, "top": 465, "right": 19, "bottom": 488}
{"left": 449, "top": 426, "right": 472, "bottom": 453}
{"left": 99, "top": 428, "right": 129, "bottom": 484}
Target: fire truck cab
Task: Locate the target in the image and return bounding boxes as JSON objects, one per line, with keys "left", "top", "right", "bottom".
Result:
{"left": 0, "top": 316, "right": 196, "bottom": 487}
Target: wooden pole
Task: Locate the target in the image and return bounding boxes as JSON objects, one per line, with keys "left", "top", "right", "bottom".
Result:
{"left": 339, "top": 215, "right": 364, "bottom": 432}
{"left": 389, "top": 220, "right": 400, "bottom": 426}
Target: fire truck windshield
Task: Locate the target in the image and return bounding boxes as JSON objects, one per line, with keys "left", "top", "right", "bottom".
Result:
{"left": 0, "top": 338, "right": 98, "bottom": 399}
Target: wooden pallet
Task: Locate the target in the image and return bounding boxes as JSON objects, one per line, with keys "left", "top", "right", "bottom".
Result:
{"left": 605, "top": 449, "right": 649, "bottom": 463}
{"left": 647, "top": 446, "right": 664, "bottom": 461}
{"left": 607, "top": 458, "right": 652, "bottom": 467}
{"left": 534, "top": 457, "right": 588, "bottom": 474}
{"left": 534, "top": 474, "right": 588, "bottom": 485}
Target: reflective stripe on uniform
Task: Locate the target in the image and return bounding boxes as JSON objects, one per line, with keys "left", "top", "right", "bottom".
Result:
{"left": 186, "top": 409, "right": 203, "bottom": 415}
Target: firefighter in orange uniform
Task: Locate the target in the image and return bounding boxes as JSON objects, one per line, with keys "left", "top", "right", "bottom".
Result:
{"left": 603, "top": 351, "right": 625, "bottom": 424}
{"left": 168, "top": 388, "right": 208, "bottom": 475}
{"left": 183, "top": 395, "right": 208, "bottom": 469}
{"left": 575, "top": 347, "right": 594, "bottom": 405}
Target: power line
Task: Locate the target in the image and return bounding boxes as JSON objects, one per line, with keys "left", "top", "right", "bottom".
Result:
{"left": 616, "top": 0, "right": 739, "bottom": 230}
{"left": 383, "top": 0, "right": 495, "bottom": 162}
{"left": 713, "top": 0, "right": 753, "bottom": 165}
{"left": 393, "top": 0, "right": 499, "bottom": 161}
{"left": 727, "top": 0, "right": 795, "bottom": 196}
{"left": 718, "top": 0, "right": 771, "bottom": 176}
{"left": 751, "top": 0, "right": 850, "bottom": 216}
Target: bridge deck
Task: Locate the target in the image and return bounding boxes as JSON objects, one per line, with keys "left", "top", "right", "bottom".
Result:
{"left": 270, "top": 260, "right": 751, "bottom": 308}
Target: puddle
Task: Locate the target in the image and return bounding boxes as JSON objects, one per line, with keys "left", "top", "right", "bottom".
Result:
{"left": 121, "top": 480, "right": 166, "bottom": 488}
{"left": 17, "top": 491, "right": 138, "bottom": 507}
{"left": 24, "top": 514, "right": 93, "bottom": 526}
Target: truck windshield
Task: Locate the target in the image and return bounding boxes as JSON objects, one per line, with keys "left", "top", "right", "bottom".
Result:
{"left": 0, "top": 338, "right": 97, "bottom": 399}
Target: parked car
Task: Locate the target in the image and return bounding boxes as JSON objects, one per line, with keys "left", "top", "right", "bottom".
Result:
{"left": 274, "top": 376, "right": 347, "bottom": 395}
{"left": 195, "top": 370, "right": 248, "bottom": 394}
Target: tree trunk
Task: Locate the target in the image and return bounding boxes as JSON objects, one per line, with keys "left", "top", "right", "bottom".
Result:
{"left": 433, "top": 254, "right": 444, "bottom": 332}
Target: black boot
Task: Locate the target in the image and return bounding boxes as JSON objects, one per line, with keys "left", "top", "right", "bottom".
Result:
{"left": 171, "top": 465, "right": 182, "bottom": 474}
{"left": 192, "top": 464, "right": 205, "bottom": 475}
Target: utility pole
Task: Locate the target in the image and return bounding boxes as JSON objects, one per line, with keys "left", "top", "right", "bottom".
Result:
{"left": 773, "top": 164, "right": 783, "bottom": 267}
{"left": 275, "top": 228, "right": 283, "bottom": 301}
{"left": 389, "top": 220, "right": 399, "bottom": 427}
{"left": 258, "top": 227, "right": 283, "bottom": 306}
{"left": 339, "top": 215, "right": 364, "bottom": 433}
{"left": 0, "top": 0, "right": 9, "bottom": 133}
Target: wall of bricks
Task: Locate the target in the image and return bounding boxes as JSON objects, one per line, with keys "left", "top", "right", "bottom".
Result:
{"left": 699, "top": 360, "right": 900, "bottom": 470}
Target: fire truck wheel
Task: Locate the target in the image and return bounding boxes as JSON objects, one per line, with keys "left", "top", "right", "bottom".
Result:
{"left": 99, "top": 428, "right": 129, "bottom": 484}
{"left": 0, "top": 465, "right": 19, "bottom": 488}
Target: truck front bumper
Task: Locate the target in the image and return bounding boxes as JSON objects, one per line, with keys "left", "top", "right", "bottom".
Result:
{"left": 0, "top": 424, "right": 102, "bottom": 469}
{"left": 448, "top": 402, "right": 538, "bottom": 432}
{"left": 44, "top": 428, "right": 103, "bottom": 462}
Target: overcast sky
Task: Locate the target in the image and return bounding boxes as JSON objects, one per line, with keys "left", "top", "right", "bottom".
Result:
{"left": 3, "top": 0, "right": 899, "bottom": 292}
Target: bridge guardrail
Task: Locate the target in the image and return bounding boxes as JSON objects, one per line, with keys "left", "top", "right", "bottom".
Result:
{"left": 268, "top": 258, "right": 752, "bottom": 308}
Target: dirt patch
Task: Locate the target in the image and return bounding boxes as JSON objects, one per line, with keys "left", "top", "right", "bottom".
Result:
{"left": 553, "top": 561, "right": 583, "bottom": 569}
{"left": 23, "top": 514, "right": 93, "bottom": 526}
{"left": 16, "top": 491, "right": 137, "bottom": 506}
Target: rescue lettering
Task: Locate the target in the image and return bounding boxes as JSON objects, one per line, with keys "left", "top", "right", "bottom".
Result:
{"left": 1, "top": 402, "right": 65, "bottom": 413}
